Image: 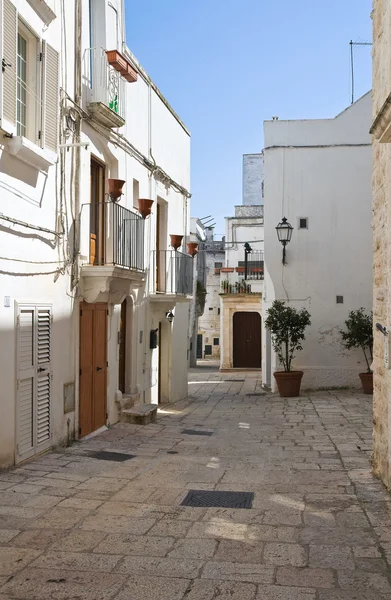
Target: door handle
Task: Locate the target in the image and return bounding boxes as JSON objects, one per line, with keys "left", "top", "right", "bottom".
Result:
{"left": 37, "top": 367, "right": 46, "bottom": 373}
{"left": 96, "top": 366, "right": 103, "bottom": 371}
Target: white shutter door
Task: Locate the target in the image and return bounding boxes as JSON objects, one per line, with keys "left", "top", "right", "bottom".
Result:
{"left": 17, "top": 307, "right": 35, "bottom": 461}
{"left": 41, "top": 40, "right": 59, "bottom": 152}
{"left": 36, "top": 307, "right": 51, "bottom": 448}
{"left": 1, "top": 0, "right": 17, "bottom": 134}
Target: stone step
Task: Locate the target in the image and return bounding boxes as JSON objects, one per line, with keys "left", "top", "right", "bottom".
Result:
{"left": 121, "top": 403, "right": 158, "bottom": 425}
{"left": 115, "top": 391, "right": 139, "bottom": 411}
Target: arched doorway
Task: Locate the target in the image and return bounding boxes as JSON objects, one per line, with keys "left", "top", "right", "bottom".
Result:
{"left": 233, "top": 312, "right": 261, "bottom": 368}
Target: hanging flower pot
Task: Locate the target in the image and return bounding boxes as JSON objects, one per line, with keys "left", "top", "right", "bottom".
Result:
{"left": 108, "top": 179, "right": 125, "bottom": 201}
{"left": 187, "top": 242, "right": 199, "bottom": 257}
{"left": 170, "top": 234, "right": 183, "bottom": 250}
{"left": 138, "top": 198, "right": 154, "bottom": 219}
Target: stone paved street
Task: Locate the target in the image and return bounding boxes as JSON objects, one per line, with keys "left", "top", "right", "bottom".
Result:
{"left": 0, "top": 366, "right": 391, "bottom": 599}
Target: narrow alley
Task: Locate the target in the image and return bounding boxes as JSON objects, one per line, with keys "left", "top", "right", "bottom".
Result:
{"left": 0, "top": 366, "right": 389, "bottom": 600}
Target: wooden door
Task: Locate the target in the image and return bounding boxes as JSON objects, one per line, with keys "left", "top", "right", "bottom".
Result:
{"left": 156, "top": 203, "right": 161, "bottom": 291}
{"left": 118, "top": 300, "right": 126, "bottom": 393}
{"left": 79, "top": 302, "right": 107, "bottom": 437}
{"left": 90, "top": 159, "right": 105, "bottom": 265}
{"left": 233, "top": 312, "right": 261, "bottom": 368}
{"left": 16, "top": 305, "right": 52, "bottom": 463}
{"left": 158, "top": 322, "right": 162, "bottom": 403}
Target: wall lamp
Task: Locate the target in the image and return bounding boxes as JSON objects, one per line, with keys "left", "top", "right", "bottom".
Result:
{"left": 166, "top": 311, "right": 174, "bottom": 323}
{"left": 276, "top": 217, "right": 293, "bottom": 265}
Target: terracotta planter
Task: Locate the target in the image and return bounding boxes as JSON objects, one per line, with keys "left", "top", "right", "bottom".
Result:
{"left": 108, "top": 179, "right": 125, "bottom": 201}
{"left": 106, "top": 50, "right": 128, "bottom": 76}
{"left": 124, "top": 63, "right": 138, "bottom": 83}
{"left": 170, "top": 234, "right": 183, "bottom": 250}
{"left": 359, "top": 372, "right": 373, "bottom": 394}
{"left": 274, "top": 371, "right": 303, "bottom": 398}
{"left": 187, "top": 242, "right": 199, "bottom": 257}
{"left": 138, "top": 198, "right": 154, "bottom": 219}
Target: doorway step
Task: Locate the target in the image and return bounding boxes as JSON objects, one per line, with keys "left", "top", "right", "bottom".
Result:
{"left": 121, "top": 404, "right": 157, "bottom": 425}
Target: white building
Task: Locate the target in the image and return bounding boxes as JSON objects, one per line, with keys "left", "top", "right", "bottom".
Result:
{"left": 262, "top": 92, "right": 372, "bottom": 390}
{"left": 219, "top": 154, "right": 264, "bottom": 371}
{"left": 0, "top": 0, "right": 192, "bottom": 467}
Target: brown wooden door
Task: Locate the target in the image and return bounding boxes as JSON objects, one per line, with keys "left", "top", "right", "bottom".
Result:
{"left": 158, "top": 321, "right": 162, "bottom": 403}
{"left": 118, "top": 300, "right": 126, "bottom": 393}
{"left": 90, "top": 159, "right": 105, "bottom": 265}
{"left": 79, "top": 302, "right": 108, "bottom": 437}
{"left": 233, "top": 312, "right": 261, "bottom": 368}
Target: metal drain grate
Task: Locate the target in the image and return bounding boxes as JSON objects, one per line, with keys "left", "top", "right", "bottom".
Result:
{"left": 182, "top": 429, "right": 214, "bottom": 436}
{"left": 181, "top": 490, "right": 254, "bottom": 509}
{"left": 167, "top": 451, "right": 179, "bottom": 455}
{"left": 88, "top": 451, "right": 136, "bottom": 462}
{"left": 228, "top": 379, "right": 245, "bottom": 382}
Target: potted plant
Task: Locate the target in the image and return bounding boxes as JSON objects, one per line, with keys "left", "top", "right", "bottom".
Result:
{"left": 265, "top": 300, "right": 311, "bottom": 397}
{"left": 340, "top": 308, "right": 373, "bottom": 394}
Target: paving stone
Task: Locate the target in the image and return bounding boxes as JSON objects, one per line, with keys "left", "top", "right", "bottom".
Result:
{"left": 114, "top": 575, "right": 190, "bottom": 600}
{"left": 148, "top": 519, "right": 193, "bottom": 537}
{"left": 337, "top": 569, "right": 391, "bottom": 593}
{"left": 185, "top": 579, "right": 257, "bottom": 599}
{"left": 264, "top": 542, "right": 307, "bottom": 566}
{"left": 0, "top": 547, "right": 41, "bottom": 575}
{"left": 0, "top": 530, "right": 19, "bottom": 543}
{"left": 25, "top": 507, "right": 90, "bottom": 529}
{"left": 309, "top": 545, "right": 354, "bottom": 569}
{"left": 79, "top": 513, "right": 156, "bottom": 534}
{"left": 299, "top": 527, "right": 376, "bottom": 546}
{"left": 255, "top": 585, "right": 316, "bottom": 600}
{"left": 201, "top": 561, "right": 274, "bottom": 584}
{"left": 214, "top": 539, "right": 265, "bottom": 563}
{"left": 1, "top": 568, "right": 127, "bottom": 599}
{"left": 56, "top": 497, "right": 103, "bottom": 510}
{"left": 50, "top": 530, "right": 108, "bottom": 552}
{"left": 168, "top": 538, "right": 217, "bottom": 559}
{"left": 30, "top": 550, "right": 122, "bottom": 572}
{"left": 10, "top": 529, "right": 66, "bottom": 550}
{"left": 352, "top": 546, "right": 382, "bottom": 558}
{"left": 276, "top": 566, "right": 335, "bottom": 589}
{"left": 187, "top": 522, "right": 297, "bottom": 542}
{"left": 94, "top": 533, "right": 175, "bottom": 556}
{"left": 317, "top": 592, "right": 391, "bottom": 600}
{"left": 117, "top": 555, "right": 203, "bottom": 578}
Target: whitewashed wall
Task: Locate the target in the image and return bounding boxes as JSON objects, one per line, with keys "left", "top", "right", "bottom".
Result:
{"left": 262, "top": 92, "right": 372, "bottom": 390}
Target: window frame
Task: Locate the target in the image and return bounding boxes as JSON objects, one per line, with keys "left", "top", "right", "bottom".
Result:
{"left": 17, "top": 19, "right": 41, "bottom": 144}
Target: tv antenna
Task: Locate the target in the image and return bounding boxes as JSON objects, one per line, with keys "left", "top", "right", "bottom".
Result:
{"left": 350, "top": 39, "right": 372, "bottom": 105}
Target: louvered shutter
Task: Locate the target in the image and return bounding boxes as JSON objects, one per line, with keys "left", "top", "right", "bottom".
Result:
{"left": 41, "top": 40, "right": 59, "bottom": 152}
{"left": 17, "top": 308, "right": 35, "bottom": 461}
{"left": 36, "top": 308, "right": 51, "bottom": 447}
{"left": 1, "top": 0, "right": 17, "bottom": 134}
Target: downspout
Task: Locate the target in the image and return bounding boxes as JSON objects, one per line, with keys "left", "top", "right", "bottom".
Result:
{"left": 72, "top": 0, "right": 82, "bottom": 289}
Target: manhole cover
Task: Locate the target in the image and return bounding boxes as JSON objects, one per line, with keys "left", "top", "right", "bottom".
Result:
{"left": 181, "top": 490, "right": 254, "bottom": 509}
{"left": 182, "top": 429, "right": 214, "bottom": 436}
{"left": 88, "top": 451, "right": 136, "bottom": 462}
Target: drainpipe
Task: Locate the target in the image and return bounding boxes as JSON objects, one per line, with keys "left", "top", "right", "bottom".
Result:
{"left": 72, "top": 0, "right": 82, "bottom": 290}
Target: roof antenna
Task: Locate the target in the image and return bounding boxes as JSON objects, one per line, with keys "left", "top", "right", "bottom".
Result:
{"left": 350, "top": 39, "right": 372, "bottom": 105}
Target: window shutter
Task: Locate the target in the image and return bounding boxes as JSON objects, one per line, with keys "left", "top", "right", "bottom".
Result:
{"left": 41, "top": 40, "right": 59, "bottom": 152}
{"left": 17, "top": 308, "right": 35, "bottom": 460}
{"left": 2, "top": 0, "right": 17, "bottom": 132}
{"left": 36, "top": 308, "right": 51, "bottom": 447}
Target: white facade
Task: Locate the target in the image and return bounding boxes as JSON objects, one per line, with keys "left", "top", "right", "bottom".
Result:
{"left": 243, "top": 153, "right": 264, "bottom": 206}
{"left": 262, "top": 92, "right": 372, "bottom": 390}
{"left": 0, "top": 0, "right": 192, "bottom": 467}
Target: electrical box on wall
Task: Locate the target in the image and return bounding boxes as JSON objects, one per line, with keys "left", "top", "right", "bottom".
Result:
{"left": 150, "top": 329, "right": 158, "bottom": 349}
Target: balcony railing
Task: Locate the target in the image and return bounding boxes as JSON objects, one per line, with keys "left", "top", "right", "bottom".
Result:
{"left": 86, "top": 48, "right": 126, "bottom": 128}
{"left": 220, "top": 270, "right": 263, "bottom": 295}
{"left": 239, "top": 251, "right": 264, "bottom": 280}
{"left": 151, "top": 250, "right": 193, "bottom": 295}
{"left": 86, "top": 202, "right": 144, "bottom": 271}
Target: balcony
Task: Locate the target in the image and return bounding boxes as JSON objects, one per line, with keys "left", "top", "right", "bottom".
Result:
{"left": 86, "top": 49, "right": 126, "bottom": 129}
{"left": 220, "top": 269, "right": 263, "bottom": 295}
{"left": 80, "top": 202, "right": 145, "bottom": 303}
{"left": 150, "top": 250, "right": 193, "bottom": 302}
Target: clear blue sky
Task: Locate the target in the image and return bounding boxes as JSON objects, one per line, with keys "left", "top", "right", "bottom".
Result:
{"left": 125, "top": 0, "right": 372, "bottom": 235}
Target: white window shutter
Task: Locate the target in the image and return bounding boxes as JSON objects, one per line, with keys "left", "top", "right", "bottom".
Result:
{"left": 36, "top": 307, "right": 51, "bottom": 448}
{"left": 1, "top": 0, "right": 17, "bottom": 133}
{"left": 41, "top": 40, "right": 59, "bottom": 152}
{"left": 17, "top": 308, "right": 35, "bottom": 461}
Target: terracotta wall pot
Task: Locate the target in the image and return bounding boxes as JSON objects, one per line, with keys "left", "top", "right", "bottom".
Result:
{"left": 108, "top": 179, "right": 125, "bottom": 200}
{"left": 274, "top": 371, "right": 303, "bottom": 398}
{"left": 138, "top": 198, "right": 154, "bottom": 219}
{"left": 187, "top": 242, "right": 198, "bottom": 257}
{"left": 170, "top": 234, "right": 183, "bottom": 250}
{"left": 359, "top": 372, "right": 373, "bottom": 394}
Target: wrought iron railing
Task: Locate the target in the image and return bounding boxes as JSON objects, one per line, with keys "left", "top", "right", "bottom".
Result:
{"left": 238, "top": 250, "right": 264, "bottom": 280}
{"left": 87, "top": 202, "right": 144, "bottom": 271}
{"left": 151, "top": 250, "right": 193, "bottom": 295}
{"left": 221, "top": 279, "right": 255, "bottom": 294}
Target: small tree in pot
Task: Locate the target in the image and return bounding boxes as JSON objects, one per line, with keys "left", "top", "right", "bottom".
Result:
{"left": 340, "top": 308, "right": 373, "bottom": 394}
{"left": 265, "top": 300, "right": 311, "bottom": 397}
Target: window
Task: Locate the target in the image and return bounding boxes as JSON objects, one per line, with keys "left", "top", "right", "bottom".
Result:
{"left": 218, "top": 308, "right": 220, "bottom": 315}
{"left": 336, "top": 296, "right": 344, "bottom": 304}
{"left": 1, "top": 1, "right": 59, "bottom": 154}
{"left": 209, "top": 307, "right": 213, "bottom": 311}
{"left": 299, "top": 218, "right": 308, "bottom": 229}
{"left": 213, "top": 338, "right": 219, "bottom": 346}
{"left": 133, "top": 179, "right": 140, "bottom": 210}
{"left": 214, "top": 262, "right": 223, "bottom": 268}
